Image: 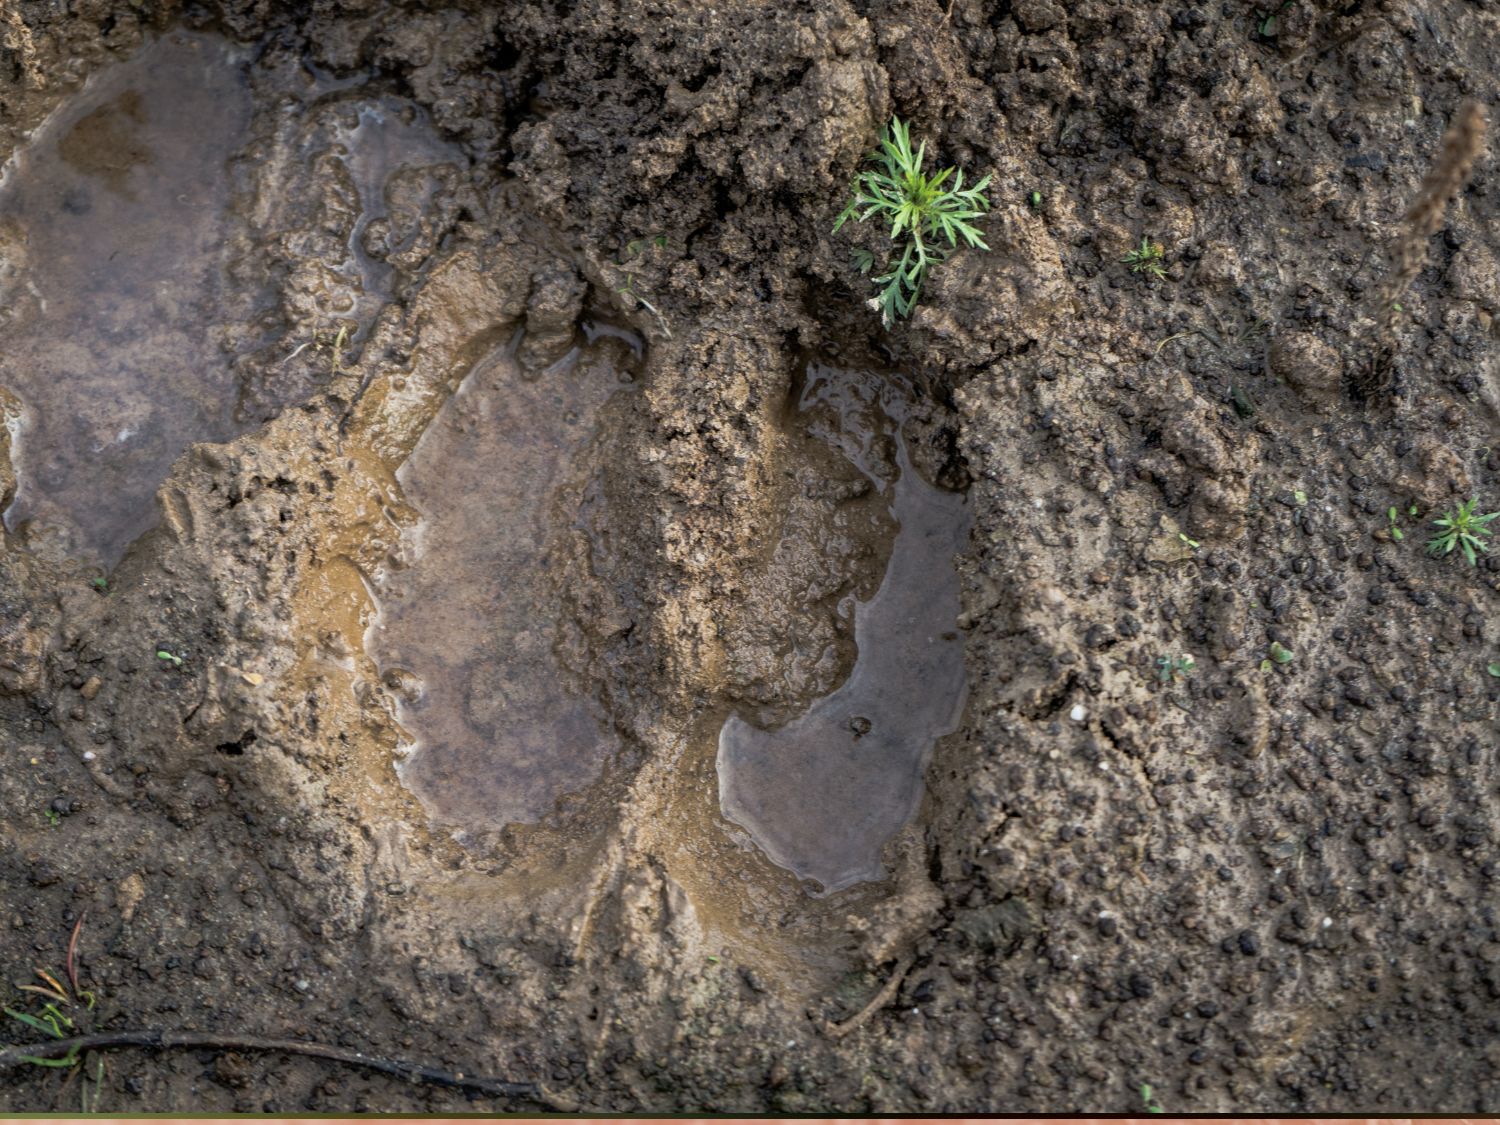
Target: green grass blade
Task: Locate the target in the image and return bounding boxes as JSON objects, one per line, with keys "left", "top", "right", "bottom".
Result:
{"left": 5, "top": 1008, "right": 65, "bottom": 1038}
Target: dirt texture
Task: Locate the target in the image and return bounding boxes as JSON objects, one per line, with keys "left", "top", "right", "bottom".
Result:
{"left": 2, "top": 0, "right": 1500, "bottom": 1113}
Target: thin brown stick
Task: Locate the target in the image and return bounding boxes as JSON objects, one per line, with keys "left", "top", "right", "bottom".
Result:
{"left": 1376, "top": 101, "right": 1486, "bottom": 344}
{"left": 64, "top": 911, "right": 85, "bottom": 998}
{"left": 820, "top": 955, "right": 914, "bottom": 1039}
{"left": 0, "top": 1030, "right": 568, "bottom": 1110}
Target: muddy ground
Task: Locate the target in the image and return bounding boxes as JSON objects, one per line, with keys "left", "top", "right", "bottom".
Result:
{"left": 1, "top": 0, "right": 1499, "bottom": 1113}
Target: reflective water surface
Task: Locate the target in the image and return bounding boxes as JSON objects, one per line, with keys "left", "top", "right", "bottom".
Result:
{"left": 369, "top": 345, "right": 626, "bottom": 832}
{"left": 717, "top": 366, "right": 970, "bottom": 893}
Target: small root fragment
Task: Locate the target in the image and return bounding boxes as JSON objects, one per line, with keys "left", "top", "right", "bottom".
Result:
{"left": 820, "top": 954, "right": 914, "bottom": 1040}
{"left": 0, "top": 1029, "right": 572, "bottom": 1110}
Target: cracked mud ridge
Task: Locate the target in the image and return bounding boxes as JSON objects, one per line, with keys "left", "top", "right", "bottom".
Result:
{"left": 2, "top": 0, "right": 1500, "bottom": 1114}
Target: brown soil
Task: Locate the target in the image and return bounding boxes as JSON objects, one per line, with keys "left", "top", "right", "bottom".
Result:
{"left": 2, "top": 0, "right": 1500, "bottom": 1113}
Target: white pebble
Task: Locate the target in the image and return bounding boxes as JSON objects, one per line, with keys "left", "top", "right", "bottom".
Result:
{"left": 82, "top": 751, "right": 96, "bottom": 762}
{"left": 1069, "top": 704, "right": 1087, "bottom": 722}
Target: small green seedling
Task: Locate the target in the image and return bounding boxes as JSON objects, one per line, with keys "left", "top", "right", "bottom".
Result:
{"left": 1122, "top": 236, "right": 1167, "bottom": 279}
{"left": 1485, "top": 661, "right": 1500, "bottom": 678}
{"left": 1269, "top": 641, "right": 1294, "bottom": 665}
{"left": 1427, "top": 498, "right": 1498, "bottom": 566}
{"left": 89, "top": 576, "right": 107, "bottom": 591}
{"left": 834, "top": 116, "right": 992, "bottom": 327}
{"left": 6, "top": 1005, "right": 68, "bottom": 1039}
{"left": 1386, "top": 507, "right": 1405, "bottom": 542}
{"left": 1027, "top": 190, "right": 1043, "bottom": 210}
{"left": 622, "top": 234, "right": 669, "bottom": 257}
{"left": 1178, "top": 532, "right": 1200, "bottom": 550}
{"left": 1255, "top": 0, "right": 1294, "bottom": 37}
{"left": 1293, "top": 489, "right": 1308, "bottom": 507}
{"left": 81, "top": 1055, "right": 106, "bottom": 1112}
{"left": 612, "top": 237, "right": 673, "bottom": 339}
{"left": 43, "top": 808, "right": 60, "bottom": 828}
{"left": 1140, "top": 1082, "right": 1164, "bottom": 1114}
{"left": 5, "top": 999, "right": 81, "bottom": 1067}
{"left": 155, "top": 650, "right": 184, "bottom": 668}
{"left": 1157, "top": 654, "right": 1195, "bottom": 682}
{"left": 6, "top": 946, "right": 97, "bottom": 1070}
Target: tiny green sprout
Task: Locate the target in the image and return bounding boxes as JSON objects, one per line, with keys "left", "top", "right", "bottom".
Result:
{"left": 1157, "top": 654, "right": 1195, "bottom": 683}
{"left": 156, "top": 650, "right": 184, "bottom": 668}
{"left": 1255, "top": 1, "right": 1293, "bottom": 37}
{"left": 1293, "top": 489, "right": 1308, "bottom": 507}
{"left": 1427, "top": 498, "right": 1499, "bottom": 566}
{"left": 18, "top": 1046, "right": 80, "bottom": 1069}
{"left": 89, "top": 576, "right": 107, "bottom": 590}
{"left": 1140, "top": 1082, "right": 1164, "bottom": 1114}
{"left": 1408, "top": 503, "right": 1419, "bottom": 516}
{"left": 1269, "top": 641, "right": 1294, "bottom": 665}
{"left": 82, "top": 1054, "right": 106, "bottom": 1111}
{"left": 1121, "top": 236, "right": 1167, "bottom": 279}
{"left": 1486, "top": 661, "right": 1500, "bottom": 678}
{"left": 834, "top": 116, "right": 992, "bottom": 328}
{"left": 1027, "top": 190, "right": 1043, "bottom": 210}
{"left": 1386, "top": 507, "right": 1405, "bottom": 542}
{"left": 43, "top": 808, "right": 60, "bottom": 828}
{"left": 5, "top": 1004, "right": 70, "bottom": 1039}
{"left": 1178, "top": 532, "right": 1200, "bottom": 550}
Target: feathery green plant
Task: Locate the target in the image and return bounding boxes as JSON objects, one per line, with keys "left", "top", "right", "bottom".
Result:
{"left": 1427, "top": 498, "right": 1498, "bottom": 565}
{"left": 834, "top": 117, "right": 991, "bottom": 328}
{"left": 1122, "top": 236, "right": 1167, "bottom": 279}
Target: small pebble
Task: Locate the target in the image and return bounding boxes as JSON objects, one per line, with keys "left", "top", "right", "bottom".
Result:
{"left": 81, "top": 751, "right": 96, "bottom": 762}
{"left": 1069, "top": 704, "right": 1087, "bottom": 722}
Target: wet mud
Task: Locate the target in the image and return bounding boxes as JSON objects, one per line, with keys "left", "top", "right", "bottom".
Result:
{"left": 2, "top": 0, "right": 1500, "bottom": 1115}
{"left": 370, "top": 341, "right": 628, "bottom": 834}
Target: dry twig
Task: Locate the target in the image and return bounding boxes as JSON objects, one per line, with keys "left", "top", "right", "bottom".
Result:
{"left": 0, "top": 1030, "right": 567, "bottom": 1110}
{"left": 1374, "top": 101, "right": 1486, "bottom": 348}
{"left": 820, "top": 955, "right": 914, "bottom": 1039}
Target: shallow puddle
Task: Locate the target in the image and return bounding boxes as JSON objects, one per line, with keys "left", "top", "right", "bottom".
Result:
{"left": 0, "top": 31, "right": 469, "bottom": 566}
{"left": 0, "top": 31, "right": 254, "bottom": 564}
{"left": 368, "top": 343, "right": 627, "bottom": 833}
{"left": 716, "top": 366, "right": 970, "bottom": 893}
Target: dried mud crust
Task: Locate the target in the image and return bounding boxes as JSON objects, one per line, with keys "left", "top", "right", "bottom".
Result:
{"left": 1, "top": 0, "right": 1499, "bottom": 1114}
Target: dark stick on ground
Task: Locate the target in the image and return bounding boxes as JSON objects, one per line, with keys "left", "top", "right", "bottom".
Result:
{"left": 0, "top": 1030, "right": 570, "bottom": 1110}
{"left": 820, "top": 954, "right": 914, "bottom": 1040}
